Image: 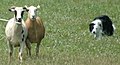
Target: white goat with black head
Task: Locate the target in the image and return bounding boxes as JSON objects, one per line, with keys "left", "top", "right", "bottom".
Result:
{"left": 24, "top": 5, "right": 45, "bottom": 57}
{"left": 5, "top": 6, "right": 27, "bottom": 62}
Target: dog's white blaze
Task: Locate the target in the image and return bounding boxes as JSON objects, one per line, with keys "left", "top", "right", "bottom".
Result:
{"left": 91, "top": 19, "right": 102, "bottom": 34}
{"left": 91, "top": 19, "right": 103, "bottom": 39}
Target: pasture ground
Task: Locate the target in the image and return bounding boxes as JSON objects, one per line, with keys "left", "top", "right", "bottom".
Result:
{"left": 0, "top": 0, "right": 120, "bottom": 65}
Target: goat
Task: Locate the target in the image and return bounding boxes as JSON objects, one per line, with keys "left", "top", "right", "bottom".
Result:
{"left": 5, "top": 6, "right": 27, "bottom": 62}
{"left": 24, "top": 5, "right": 45, "bottom": 57}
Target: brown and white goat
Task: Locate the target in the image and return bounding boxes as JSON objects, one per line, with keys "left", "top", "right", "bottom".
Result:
{"left": 5, "top": 6, "right": 27, "bottom": 62}
{"left": 24, "top": 5, "right": 45, "bottom": 56}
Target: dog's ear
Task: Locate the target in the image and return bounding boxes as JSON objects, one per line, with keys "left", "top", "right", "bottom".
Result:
{"left": 89, "top": 23, "right": 95, "bottom": 26}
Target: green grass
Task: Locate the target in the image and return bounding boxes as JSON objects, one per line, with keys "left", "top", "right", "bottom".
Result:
{"left": 0, "top": 0, "right": 120, "bottom": 65}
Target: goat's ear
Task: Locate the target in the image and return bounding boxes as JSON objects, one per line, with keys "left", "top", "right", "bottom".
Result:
{"left": 9, "top": 9, "right": 14, "bottom": 12}
{"left": 24, "top": 5, "right": 28, "bottom": 9}
{"left": 9, "top": 6, "right": 15, "bottom": 12}
{"left": 23, "top": 5, "right": 29, "bottom": 12}
{"left": 23, "top": 7, "right": 26, "bottom": 9}
{"left": 37, "top": 5, "right": 40, "bottom": 9}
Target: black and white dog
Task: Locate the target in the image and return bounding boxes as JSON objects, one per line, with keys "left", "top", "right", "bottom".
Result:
{"left": 89, "top": 15, "right": 115, "bottom": 39}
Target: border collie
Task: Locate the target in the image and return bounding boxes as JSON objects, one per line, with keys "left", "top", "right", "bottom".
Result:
{"left": 89, "top": 15, "right": 115, "bottom": 39}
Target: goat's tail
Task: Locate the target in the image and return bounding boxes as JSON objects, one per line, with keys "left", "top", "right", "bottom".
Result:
{"left": 0, "top": 18, "right": 8, "bottom": 22}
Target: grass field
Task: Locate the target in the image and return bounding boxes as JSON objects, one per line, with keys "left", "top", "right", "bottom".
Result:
{"left": 0, "top": 0, "right": 120, "bottom": 65}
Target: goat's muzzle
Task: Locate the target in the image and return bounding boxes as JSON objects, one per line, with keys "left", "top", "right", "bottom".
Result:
{"left": 18, "top": 18, "right": 22, "bottom": 22}
{"left": 32, "top": 16, "right": 35, "bottom": 19}
{"left": 31, "top": 16, "right": 36, "bottom": 20}
{"left": 16, "top": 18, "right": 22, "bottom": 24}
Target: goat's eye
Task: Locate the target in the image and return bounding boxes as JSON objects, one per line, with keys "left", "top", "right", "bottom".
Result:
{"left": 35, "top": 9, "right": 37, "bottom": 11}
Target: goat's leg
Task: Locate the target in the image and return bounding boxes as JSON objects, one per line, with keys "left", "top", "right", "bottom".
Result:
{"left": 36, "top": 41, "right": 41, "bottom": 56}
{"left": 18, "top": 41, "right": 25, "bottom": 62}
{"left": 26, "top": 39, "right": 31, "bottom": 56}
{"left": 8, "top": 40, "right": 13, "bottom": 63}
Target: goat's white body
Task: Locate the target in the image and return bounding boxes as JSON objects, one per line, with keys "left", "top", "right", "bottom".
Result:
{"left": 5, "top": 17, "right": 27, "bottom": 62}
{"left": 5, "top": 18, "right": 27, "bottom": 45}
